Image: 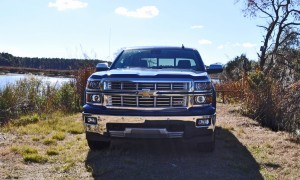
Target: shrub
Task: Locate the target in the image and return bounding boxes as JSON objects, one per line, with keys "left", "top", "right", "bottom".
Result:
{"left": 278, "top": 82, "right": 300, "bottom": 135}
{"left": 0, "top": 84, "right": 18, "bottom": 123}
{"left": 55, "top": 82, "right": 81, "bottom": 112}
{"left": 242, "top": 70, "right": 300, "bottom": 134}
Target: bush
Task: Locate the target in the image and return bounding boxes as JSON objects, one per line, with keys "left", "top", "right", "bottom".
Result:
{"left": 241, "top": 71, "right": 274, "bottom": 125}
{"left": 55, "top": 82, "right": 80, "bottom": 112}
{"left": 278, "top": 82, "right": 300, "bottom": 135}
{"left": 242, "top": 71, "right": 300, "bottom": 134}
{"left": 0, "top": 77, "right": 82, "bottom": 124}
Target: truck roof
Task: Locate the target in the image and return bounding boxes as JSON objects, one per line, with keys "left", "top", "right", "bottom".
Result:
{"left": 124, "top": 46, "right": 197, "bottom": 51}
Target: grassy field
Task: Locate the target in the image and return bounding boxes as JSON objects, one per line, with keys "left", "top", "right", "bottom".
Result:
{"left": 0, "top": 104, "right": 299, "bottom": 179}
{"left": 0, "top": 113, "right": 89, "bottom": 179}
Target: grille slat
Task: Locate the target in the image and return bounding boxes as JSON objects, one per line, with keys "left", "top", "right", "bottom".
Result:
{"left": 110, "top": 82, "right": 188, "bottom": 91}
{"left": 108, "top": 95, "right": 186, "bottom": 108}
{"left": 107, "top": 81, "right": 188, "bottom": 108}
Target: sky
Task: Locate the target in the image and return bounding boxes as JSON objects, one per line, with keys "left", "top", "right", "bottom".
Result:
{"left": 0, "top": 0, "right": 266, "bottom": 65}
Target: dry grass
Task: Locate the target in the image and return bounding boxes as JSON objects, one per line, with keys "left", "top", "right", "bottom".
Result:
{"left": 0, "top": 104, "right": 299, "bottom": 179}
{"left": 217, "top": 103, "right": 300, "bottom": 179}
{"left": 0, "top": 113, "right": 89, "bottom": 179}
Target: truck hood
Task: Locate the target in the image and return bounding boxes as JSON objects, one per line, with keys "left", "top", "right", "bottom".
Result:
{"left": 90, "top": 69, "right": 210, "bottom": 81}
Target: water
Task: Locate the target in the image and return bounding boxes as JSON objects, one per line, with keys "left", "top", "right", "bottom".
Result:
{"left": 0, "top": 73, "right": 73, "bottom": 89}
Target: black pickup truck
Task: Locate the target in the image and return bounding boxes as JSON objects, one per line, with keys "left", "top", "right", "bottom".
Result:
{"left": 82, "top": 46, "right": 223, "bottom": 152}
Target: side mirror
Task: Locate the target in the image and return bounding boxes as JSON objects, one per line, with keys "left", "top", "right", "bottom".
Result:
{"left": 207, "top": 64, "right": 223, "bottom": 74}
{"left": 96, "top": 63, "right": 109, "bottom": 72}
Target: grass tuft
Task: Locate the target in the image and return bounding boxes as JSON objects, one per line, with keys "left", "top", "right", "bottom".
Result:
{"left": 13, "top": 114, "right": 40, "bottom": 126}
{"left": 43, "top": 139, "right": 57, "bottom": 146}
{"left": 10, "top": 145, "right": 38, "bottom": 155}
{"left": 46, "top": 148, "right": 59, "bottom": 156}
{"left": 52, "top": 132, "right": 66, "bottom": 141}
{"left": 23, "top": 154, "right": 48, "bottom": 163}
{"left": 62, "top": 162, "right": 75, "bottom": 172}
{"left": 23, "top": 147, "right": 38, "bottom": 154}
{"left": 67, "top": 124, "right": 84, "bottom": 134}
{"left": 32, "top": 137, "right": 40, "bottom": 141}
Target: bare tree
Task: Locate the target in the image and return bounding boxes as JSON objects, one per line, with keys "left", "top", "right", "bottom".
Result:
{"left": 237, "top": 0, "right": 300, "bottom": 74}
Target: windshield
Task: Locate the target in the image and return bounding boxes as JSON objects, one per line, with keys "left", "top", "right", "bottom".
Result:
{"left": 110, "top": 49, "right": 205, "bottom": 71}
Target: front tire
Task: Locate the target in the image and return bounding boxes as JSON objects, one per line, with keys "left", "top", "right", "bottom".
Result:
{"left": 87, "top": 140, "right": 110, "bottom": 150}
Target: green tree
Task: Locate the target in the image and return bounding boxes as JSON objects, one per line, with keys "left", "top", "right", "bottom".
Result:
{"left": 223, "top": 54, "right": 254, "bottom": 81}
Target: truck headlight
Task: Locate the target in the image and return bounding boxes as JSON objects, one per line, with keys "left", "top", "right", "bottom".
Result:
{"left": 87, "top": 80, "right": 102, "bottom": 89}
{"left": 194, "top": 95, "right": 212, "bottom": 105}
{"left": 194, "top": 82, "right": 212, "bottom": 91}
{"left": 86, "top": 94, "right": 102, "bottom": 104}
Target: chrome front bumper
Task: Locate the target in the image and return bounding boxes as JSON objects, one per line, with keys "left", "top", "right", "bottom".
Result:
{"left": 83, "top": 113, "right": 216, "bottom": 138}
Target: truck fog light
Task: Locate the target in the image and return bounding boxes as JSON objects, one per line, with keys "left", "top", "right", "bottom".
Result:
{"left": 85, "top": 117, "right": 97, "bottom": 124}
{"left": 91, "top": 95, "right": 101, "bottom": 103}
{"left": 196, "top": 119, "right": 210, "bottom": 126}
{"left": 195, "top": 96, "right": 206, "bottom": 104}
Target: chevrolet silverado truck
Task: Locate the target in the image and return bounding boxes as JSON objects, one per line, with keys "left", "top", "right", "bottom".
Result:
{"left": 82, "top": 46, "right": 223, "bottom": 152}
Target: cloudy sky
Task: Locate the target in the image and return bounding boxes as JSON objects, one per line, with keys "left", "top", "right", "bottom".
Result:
{"left": 0, "top": 0, "right": 264, "bottom": 65}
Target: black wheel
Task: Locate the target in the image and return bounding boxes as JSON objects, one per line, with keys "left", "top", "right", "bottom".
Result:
{"left": 87, "top": 140, "right": 110, "bottom": 150}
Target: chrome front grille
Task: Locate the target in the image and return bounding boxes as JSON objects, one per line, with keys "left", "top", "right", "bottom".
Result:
{"left": 108, "top": 95, "right": 187, "bottom": 108}
{"left": 107, "top": 82, "right": 188, "bottom": 91}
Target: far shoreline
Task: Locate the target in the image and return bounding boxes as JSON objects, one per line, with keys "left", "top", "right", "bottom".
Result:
{"left": 0, "top": 66, "right": 75, "bottom": 78}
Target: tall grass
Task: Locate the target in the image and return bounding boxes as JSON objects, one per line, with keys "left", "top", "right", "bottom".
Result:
{"left": 0, "top": 65, "right": 95, "bottom": 125}
{"left": 0, "top": 78, "right": 79, "bottom": 124}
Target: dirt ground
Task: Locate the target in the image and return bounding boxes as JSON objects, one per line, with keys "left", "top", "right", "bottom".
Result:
{"left": 0, "top": 103, "right": 299, "bottom": 179}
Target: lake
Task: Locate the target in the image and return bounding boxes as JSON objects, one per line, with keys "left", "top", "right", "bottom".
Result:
{"left": 0, "top": 73, "right": 73, "bottom": 89}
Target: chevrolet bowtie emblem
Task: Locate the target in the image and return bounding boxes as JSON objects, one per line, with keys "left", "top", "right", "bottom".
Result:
{"left": 137, "top": 90, "right": 156, "bottom": 97}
